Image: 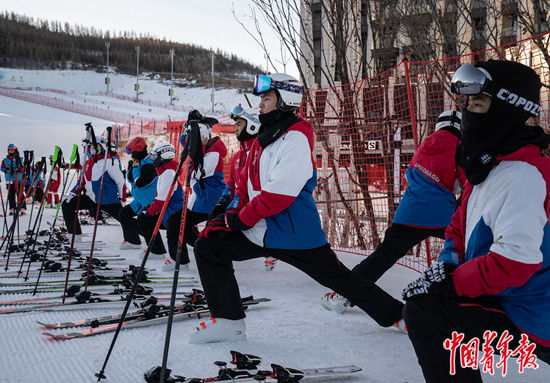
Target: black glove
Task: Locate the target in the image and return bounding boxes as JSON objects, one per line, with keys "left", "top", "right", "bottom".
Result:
{"left": 225, "top": 212, "right": 251, "bottom": 232}
{"left": 208, "top": 194, "right": 232, "bottom": 220}
{"left": 402, "top": 262, "right": 458, "bottom": 301}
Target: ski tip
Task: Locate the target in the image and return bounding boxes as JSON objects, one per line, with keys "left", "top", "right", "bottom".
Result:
{"left": 43, "top": 332, "right": 63, "bottom": 342}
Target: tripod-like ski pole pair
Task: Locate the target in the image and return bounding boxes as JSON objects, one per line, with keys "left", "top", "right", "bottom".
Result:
{"left": 96, "top": 122, "right": 197, "bottom": 382}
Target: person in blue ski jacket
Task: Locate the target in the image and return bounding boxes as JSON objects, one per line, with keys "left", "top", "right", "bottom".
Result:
{"left": 1, "top": 144, "right": 26, "bottom": 213}
{"left": 118, "top": 137, "right": 158, "bottom": 250}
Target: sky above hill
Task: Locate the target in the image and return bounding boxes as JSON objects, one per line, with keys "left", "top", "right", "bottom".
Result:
{"left": 0, "top": 0, "right": 299, "bottom": 77}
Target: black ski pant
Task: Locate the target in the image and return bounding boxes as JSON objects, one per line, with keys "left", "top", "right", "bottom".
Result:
{"left": 119, "top": 204, "right": 141, "bottom": 245}
{"left": 33, "top": 187, "right": 44, "bottom": 203}
{"left": 403, "top": 294, "right": 550, "bottom": 383}
{"left": 353, "top": 223, "right": 445, "bottom": 282}
{"left": 166, "top": 209, "right": 208, "bottom": 264}
{"left": 61, "top": 195, "right": 122, "bottom": 235}
{"left": 194, "top": 232, "right": 403, "bottom": 325}
{"left": 137, "top": 212, "right": 167, "bottom": 255}
{"left": 7, "top": 183, "right": 26, "bottom": 210}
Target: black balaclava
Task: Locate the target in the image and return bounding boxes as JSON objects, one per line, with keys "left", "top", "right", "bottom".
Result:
{"left": 131, "top": 148, "right": 148, "bottom": 161}
{"left": 257, "top": 90, "right": 299, "bottom": 148}
{"left": 457, "top": 60, "right": 546, "bottom": 185}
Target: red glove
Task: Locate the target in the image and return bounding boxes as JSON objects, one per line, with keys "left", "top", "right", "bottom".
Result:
{"left": 199, "top": 214, "right": 231, "bottom": 239}
{"left": 199, "top": 212, "right": 251, "bottom": 239}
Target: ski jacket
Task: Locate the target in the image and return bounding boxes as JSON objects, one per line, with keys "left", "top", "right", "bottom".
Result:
{"left": 235, "top": 117, "right": 327, "bottom": 250}
{"left": 89, "top": 154, "right": 125, "bottom": 205}
{"left": 393, "top": 128, "right": 466, "bottom": 228}
{"left": 440, "top": 144, "right": 550, "bottom": 346}
{"left": 1, "top": 155, "right": 24, "bottom": 184}
{"left": 127, "top": 156, "right": 158, "bottom": 214}
{"left": 228, "top": 140, "right": 254, "bottom": 199}
{"left": 26, "top": 168, "right": 44, "bottom": 188}
{"left": 188, "top": 137, "right": 227, "bottom": 214}
{"left": 147, "top": 160, "right": 184, "bottom": 226}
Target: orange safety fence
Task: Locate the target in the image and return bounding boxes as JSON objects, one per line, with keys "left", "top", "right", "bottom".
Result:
{"left": 301, "top": 31, "right": 550, "bottom": 273}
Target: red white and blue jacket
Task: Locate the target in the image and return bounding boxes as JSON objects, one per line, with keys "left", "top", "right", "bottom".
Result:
{"left": 440, "top": 144, "right": 550, "bottom": 346}
{"left": 188, "top": 137, "right": 227, "bottom": 214}
{"left": 71, "top": 154, "right": 125, "bottom": 205}
{"left": 393, "top": 129, "right": 466, "bottom": 228}
{"left": 235, "top": 118, "right": 327, "bottom": 250}
{"left": 228, "top": 140, "right": 254, "bottom": 198}
{"left": 147, "top": 160, "right": 184, "bottom": 226}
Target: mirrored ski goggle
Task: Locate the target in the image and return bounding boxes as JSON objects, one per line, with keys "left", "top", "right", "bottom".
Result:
{"left": 450, "top": 64, "right": 495, "bottom": 96}
{"left": 230, "top": 105, "right": 245, "bottom": 120}
{"left": 253, "top": 74, "right": 305, "bottom": 96}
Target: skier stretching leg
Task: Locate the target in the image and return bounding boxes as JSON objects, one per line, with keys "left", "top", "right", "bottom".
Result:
{"left": 190, "top": 73, "right": 403, "bottom": 343}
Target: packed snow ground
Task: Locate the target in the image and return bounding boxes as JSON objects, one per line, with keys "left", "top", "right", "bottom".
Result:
{"left": 1, "top": 82, "right": 549, "bottom": 383}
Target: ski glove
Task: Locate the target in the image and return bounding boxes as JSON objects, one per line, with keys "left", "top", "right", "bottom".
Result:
{"left": 402, "top": 262, "right": 458, "bottom": 301}
{"left": 200, "top": 212, "right": 251, "bottom": 239}
{"left": 208, "top": 194, "right": 232, "bottom": 220}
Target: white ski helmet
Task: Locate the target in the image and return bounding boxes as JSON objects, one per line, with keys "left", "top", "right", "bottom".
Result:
{"left": 253, "top": 73, "right": 304, "bottom": 112}
{"left": 150, "top": 142, "right": 176, "bottom": 166}
{"left": 198, "top": 122, "right": 212, "bottom": 141}
{"left": 230, "top": 105, "right": 260, "bottom": 136}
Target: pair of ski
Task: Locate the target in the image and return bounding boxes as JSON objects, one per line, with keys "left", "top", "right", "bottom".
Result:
{"left": 0, "top": 276, "right": 198, "bottom": 295}
{"left": 42, "top": 293, "right": 270, "bottom": 341}
{"left": 144, "top": 350, "right": 361, "bottom": 383}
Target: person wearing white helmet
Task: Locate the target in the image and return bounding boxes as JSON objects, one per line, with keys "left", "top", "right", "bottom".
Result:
{"left": 137, "top": 142, "right": 184, "bottom": 256}
{"left": 189, "top": 73, "right": 404, "bottom": 343}
{"left": 62, "top": 134, "right": 126, "bottom": 239}
{"left": 321, "top": 110, "right": 466, "bottom": 323}
{"left": 161, "top": 110, "right": 228, "bottom": 272}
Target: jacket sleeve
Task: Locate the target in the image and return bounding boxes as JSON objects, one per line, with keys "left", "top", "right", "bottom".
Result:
{"left": 452, "top": 167, "right": 545, "bottom": 297}
{"left": 147, "top": 169, "right": 175, "bottom": 216}
{"left": 239, "top": 131, "right": 313, "bottom": 227}
{"left": 107, "top": 157, "right": 126, "bottom": 198}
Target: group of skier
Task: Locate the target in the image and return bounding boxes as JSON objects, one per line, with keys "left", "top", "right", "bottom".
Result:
{"left": 6, "top": 59, "right": 549, "bottom": 382}
{"left": 1, "top": 144, "right": 63, "bottom": 215}
{"left": 161, "top": 64, "right": 549, "bottom": 382}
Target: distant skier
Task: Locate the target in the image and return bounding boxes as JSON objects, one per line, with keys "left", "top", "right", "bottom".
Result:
{"left": 1, "top": 143, "right": 25, "bottom": 214}
{"left": 46, "top": 155, "right": 61, "bottom": 208}
{"left": 119, "top": 137, "right": 157, "bottom": 250}
{"left": 161, "top": 111, "right": 227, "bottom": 272}
{"left": 137, "top": 142, "right": 183, "bottom": 257}
{"left": 321, "top": 110, "right": 465, "bottom": 323}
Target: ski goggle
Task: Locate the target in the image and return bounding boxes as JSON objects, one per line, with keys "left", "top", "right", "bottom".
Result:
{"left": 126, "top": 148, "right": 131, "bottom": 154}
{"left": 253, "top": 75, "right": 305, "bottom": 96}
{"left": 230, "top": 105, "right": 246, "bottom": 120}
{"left": 450, "top": 64, "right": 495, "bottom": 96}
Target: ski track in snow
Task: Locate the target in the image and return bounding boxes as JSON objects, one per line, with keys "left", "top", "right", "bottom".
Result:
{"left": 0, "top": 74, "right": 549, "bottom": 382}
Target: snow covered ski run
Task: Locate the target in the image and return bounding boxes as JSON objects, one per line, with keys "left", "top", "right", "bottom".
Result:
{"left": 42, "top": 295, "right": 270, "bottom": 340}
{"left": 143, "top": 351, "right": 361, "bottom": 383}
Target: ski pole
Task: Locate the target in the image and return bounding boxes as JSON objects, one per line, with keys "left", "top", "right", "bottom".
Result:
{"left": 62, "top": 150, "right": 84, "bottom": 304}
{"left": 2, "top": 159, "right": 46, "bottom": 270}
{"left": 159, "top": 182, "right": 192, "bottom": 383}
{"left": 27, "top": 157, "right": 47, "bottom": 233}
{"left": 19, "top": 147, "right": 61, "bottom": 279}
{"left": 33, "top": 145, "right": 78, "bottom": 295}
{"left": 0, "top": 183, "right": 8, "bottom": 238}
{"left": 84, "top": 126, "right": 112, "bottom": 292}
{"left": 96, "top": 144, "right": 190, "bottom": 382}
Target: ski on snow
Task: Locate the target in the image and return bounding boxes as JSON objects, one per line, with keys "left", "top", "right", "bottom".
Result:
{"left": 143, "top": 350, "right": 361, "bottom": 383}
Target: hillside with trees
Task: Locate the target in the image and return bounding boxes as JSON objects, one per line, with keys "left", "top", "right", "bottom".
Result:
{"left": 0, "top": 12, "right": 263, "bottom": 87}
